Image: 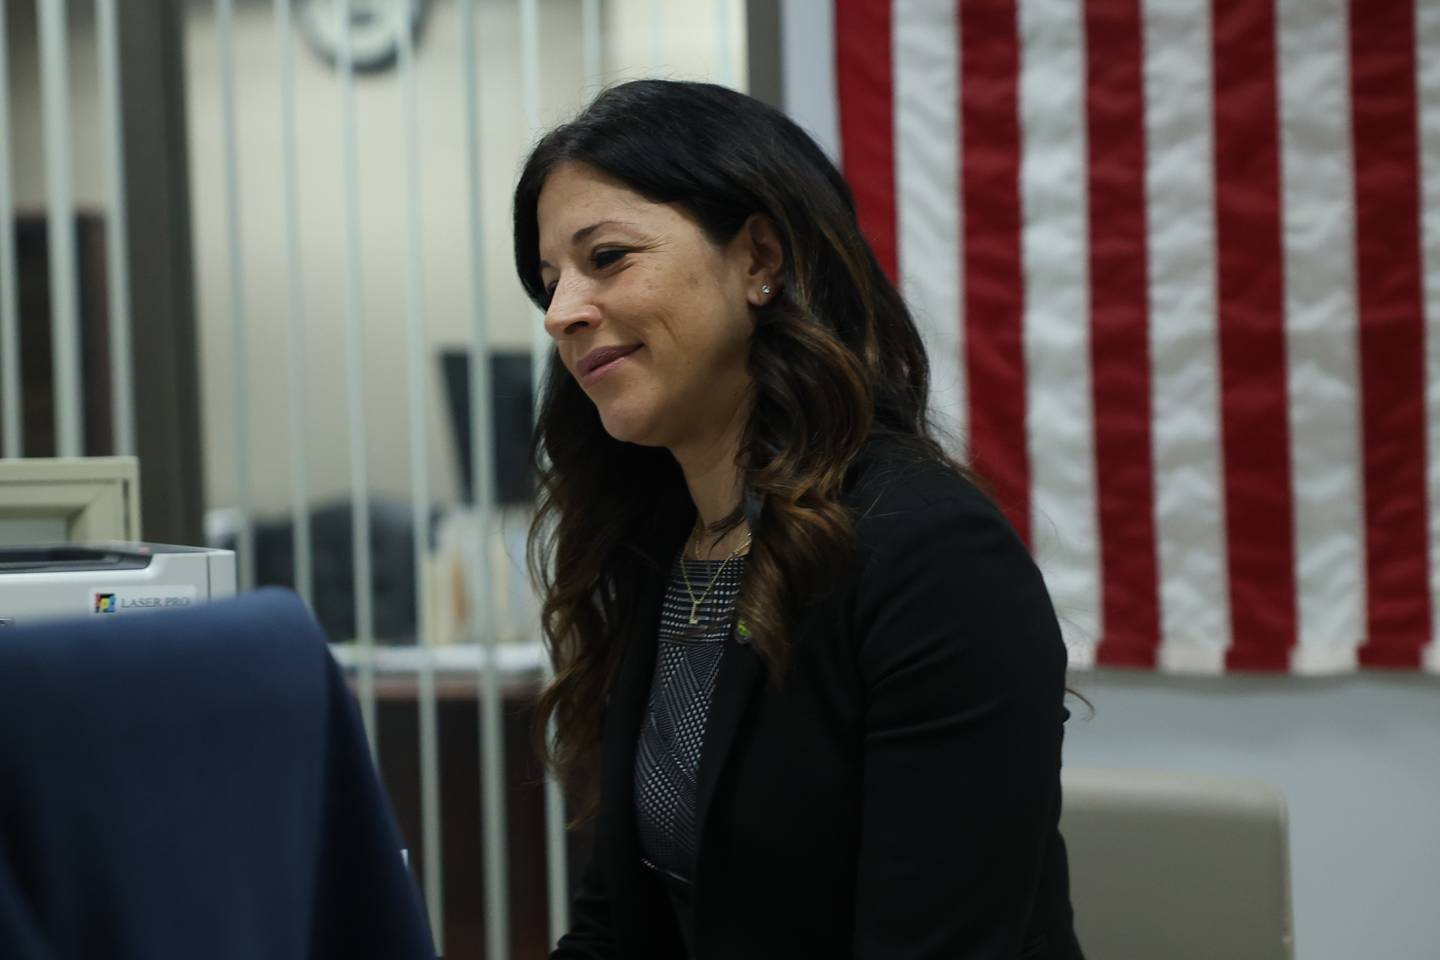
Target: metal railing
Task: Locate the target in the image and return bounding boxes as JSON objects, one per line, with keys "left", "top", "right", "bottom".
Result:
{"left": 1, "top": 0, "right": 747, "bottom": 956}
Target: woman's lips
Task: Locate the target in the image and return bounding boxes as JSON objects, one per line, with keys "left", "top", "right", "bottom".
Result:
{"left": 580, "top": 345, "right": 642, "bottom": 385}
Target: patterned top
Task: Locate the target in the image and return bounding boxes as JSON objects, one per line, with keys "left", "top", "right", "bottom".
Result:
{"left": 634, "top": 549, "right": 746, "bottom": 927}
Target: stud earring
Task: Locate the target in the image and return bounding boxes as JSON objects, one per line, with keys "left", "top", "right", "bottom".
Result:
{"left": 760, "top": 283, "right": 773, "bottom": 295}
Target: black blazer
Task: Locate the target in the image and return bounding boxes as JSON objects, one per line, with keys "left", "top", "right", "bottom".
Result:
{"left": 554, "top": 434, "right": 1085, "bottom": 959}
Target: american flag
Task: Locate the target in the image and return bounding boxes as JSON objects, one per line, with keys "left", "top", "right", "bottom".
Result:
{"left": 833, "top": 0, "right": 1439, "bottom": 673}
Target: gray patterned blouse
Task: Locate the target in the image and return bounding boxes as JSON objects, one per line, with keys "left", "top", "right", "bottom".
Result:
{"left": 634, "top": 550, "right": 746, "bottom": 945}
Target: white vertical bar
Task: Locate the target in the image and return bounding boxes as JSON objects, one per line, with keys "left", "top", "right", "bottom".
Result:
{"left": 38, "top": 0, "right": 83, "bottom": 457}
{"left": 779, "top": 1, "right": 840, "bottom": 164}
{"left": 517, "top": 0, "right": 570, "bottom": 939}
{"left": 1015, "top": 0, "right": 1101, "bottom": 665}
{"left": 0, "top": 1, "right": 22, "bottom": 457}
{"left": 1418, "top": 0, "right": 1440, "bottom": 673}
{"left": 893, "top": 0, "right": 965, "bottom": 462}
{"left": 582, "top": 0, "right": 602, "bottom": 91}
{"left": 461, "top": 4, "right": 513, "bottom": 953}
{"left": 1275, "top": 0, "right": 1364, "bottom": 673}
{"left": 397, "top": 1, "right": 444, "bottom": 948}
{"left": 648, "top": 0, "right": 663, "bottom": 68}
{"left": 520, "top": 0, "right": 540, "bottom": 131}
{"left": 713, "top": 0, "right": 733, "bottom": 87}
{"left": 542, "top": 695, "right": 568, "bottom": 944}
{"left": 337, "top": 0, "right": 378, "bottom": 749}
{"left": 1142, "top": 0, "right": 1231, "bottom": 672}
{"left": 520, "top": 0, "right": 548, "bottom": 416}
{"left": 216, "top": 0, "right": 255, "bottom": 589}
{"left": 275, "top": 0, "right": 314, "bottom": 610}
{"left": 95, "top": 0, "right": 134, "bottom": 458}
{"left": 540, "top": 507, "right": 568, "bottom": 937}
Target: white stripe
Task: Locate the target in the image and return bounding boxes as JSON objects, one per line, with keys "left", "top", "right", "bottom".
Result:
{"left": 1014, "top": 0, "right": 1100, "bottom": 668}
{"left": 892, "top": 0, "right": 965, "bottom": 457}
{"left": 649, "top": 0, "right": 664, "bottom": 68}
{"left": 521, "top": 0, "right": 541, "bottom": 134}
{"left": 274, "top": 0, "right": 313, "bottom": 610}
{"left": 0, "top": 0, "right": 21, "bottom": 456}
{"left": 96, "top": 0, "right": 135, "bottom": 458}
{"left": 542, "top": 707, "right": 569, "bottom": 944}
{"left": 1142, "top": 0, "right": 1231, "bottom": 673}
{"left": 780, "top": 0, "right": 840, "bottom": 164}
{"left": 517, "top": 0, "right": 569, "bottom": 942}
{"left": 38, "top": 0, "right": 83, "bottom": 456}
{"left": 1418, "top": 0, "right": 1440, "bottom": 674}
{"left": 457, "top": 0, "right": 515, "bottom": 949}
{"left": 216, "top": 0, "right": 254, "bottom": 588}
{"left": 520, "top": 0, "right": 549, "bottom": 412}
{"left": 582, "top": 0, "right": 603, "bottom": 92}
{"left": 714, "top": 0, "right": 734, "bottom": 88}
{"left": 397, "top": 4, "right": 444, "bottom": 947}
{"left": 337, "top": 0, "right": 378, "bottom": 750}
{"left": 459, "top": 0, "right": 518, "bottom": 949}
{"left": 1275, "top": 0, "right": 1365, "bottom": 674}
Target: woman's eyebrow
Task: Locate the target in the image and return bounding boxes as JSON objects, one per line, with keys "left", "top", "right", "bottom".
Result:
{"left": 539, "top": 219, "right": 639, "bottom": 271}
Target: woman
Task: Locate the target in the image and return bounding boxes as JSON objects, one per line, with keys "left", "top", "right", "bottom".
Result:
{"left": 515, "top": 79, "right": 1084, "bottom": 959}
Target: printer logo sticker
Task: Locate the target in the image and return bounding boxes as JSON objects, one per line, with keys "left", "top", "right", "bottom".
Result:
{"left": 88, "top": 586, "right": 197, "bottom": 614}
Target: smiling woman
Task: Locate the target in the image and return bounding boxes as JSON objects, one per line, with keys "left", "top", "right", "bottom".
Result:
{"left": 512, "top": 80, "right": 1085, "bottom": 960}
{"left": 534, "top": 162, "right": 776, "bottom": 455}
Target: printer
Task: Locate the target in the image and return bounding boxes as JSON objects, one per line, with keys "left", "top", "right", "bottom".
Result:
{"left": 0, "top": 543, "right": 237, "bottom": 629}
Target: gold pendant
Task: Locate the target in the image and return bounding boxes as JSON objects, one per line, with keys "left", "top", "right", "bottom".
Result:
{"left": 689, "top": 602, "right": 700, "bottom": 625}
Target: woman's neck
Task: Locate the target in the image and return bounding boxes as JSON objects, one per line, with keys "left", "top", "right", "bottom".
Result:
{"left": 681, "top": 451, "right": 743, "bottom": 529}
{"left": 671, "top": 404, "right": 750, "bottom": 559}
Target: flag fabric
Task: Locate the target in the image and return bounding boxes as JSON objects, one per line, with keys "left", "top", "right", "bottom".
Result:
{"left": 834, "top": 0, "right": 1440, "bottom": 673}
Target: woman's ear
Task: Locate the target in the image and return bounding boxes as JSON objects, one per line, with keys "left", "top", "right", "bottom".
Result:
{"left": 739, "top": 214, "right": 785, "bottom": 306}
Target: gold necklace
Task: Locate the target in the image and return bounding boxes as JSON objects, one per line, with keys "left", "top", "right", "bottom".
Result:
{"left": 680, "top": 528, "right": 751, "bottom": 626}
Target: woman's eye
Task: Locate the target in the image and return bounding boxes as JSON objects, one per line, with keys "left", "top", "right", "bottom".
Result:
{"left": 540, "top": 249, "right": 624, "bottom": 303}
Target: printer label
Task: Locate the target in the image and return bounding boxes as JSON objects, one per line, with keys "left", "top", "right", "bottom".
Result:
{"left": 91, "top": 586, "right": 197, "bottom": 614}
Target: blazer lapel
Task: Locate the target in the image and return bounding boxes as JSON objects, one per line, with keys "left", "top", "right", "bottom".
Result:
{"left": 692, "top": 608, "right": 766, "bottom": 871}
{"left": 597, "top": 566, "right": 666, "bottom": 899}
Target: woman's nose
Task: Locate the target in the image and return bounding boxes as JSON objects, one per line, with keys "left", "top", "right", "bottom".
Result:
{"left": 543, "top": 278, "right": 601, "bottom": 340}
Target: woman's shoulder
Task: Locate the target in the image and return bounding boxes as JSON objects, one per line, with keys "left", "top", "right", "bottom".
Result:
{"left": 843, "top": 432, "right": 1009, "bottom": 540}
{"left": 840, "top": 432, "right": 1043, "bottom": 607}
{"left": 841, "top": 432, "right": 1065, "bottom": 683}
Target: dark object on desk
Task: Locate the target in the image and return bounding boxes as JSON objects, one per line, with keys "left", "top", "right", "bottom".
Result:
{"left": 0, "top": 588, "right": 436, "bottom": 960}
{"left": 438, "top": 348, "right": 535, "bottom": 506}
{"left": 216, "top": 498, "right": 431, "bottom": 644}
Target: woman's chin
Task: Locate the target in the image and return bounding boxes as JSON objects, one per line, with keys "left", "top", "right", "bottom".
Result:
{"left": 596, "top": 405, "right": 661, "bottom": 447}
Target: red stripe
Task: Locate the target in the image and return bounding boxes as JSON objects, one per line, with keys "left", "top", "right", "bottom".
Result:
{"left": 1212, "top": 0, "right": 1298, "bottom": 671}
{"left": 835, "top": 0, "right": 898, "bottom": 282}
{"left": 1085, "top": 0, "right": 1162, "bottom": 669}
{"left": 1349, "top": 0, "right": 1433, "bottom": 669}
{"left": 960, "top": 0, "right": 1030, "bottom": 543}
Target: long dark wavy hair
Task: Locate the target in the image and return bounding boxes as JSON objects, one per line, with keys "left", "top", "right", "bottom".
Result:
{"left": 515, "top": 79, "right": 966, "bottom": 821}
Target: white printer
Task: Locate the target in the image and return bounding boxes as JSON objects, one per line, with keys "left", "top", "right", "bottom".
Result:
{"left": 0, "top": 543, "right": 237, "bottom": 629}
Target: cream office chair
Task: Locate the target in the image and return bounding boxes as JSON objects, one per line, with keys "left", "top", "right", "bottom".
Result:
{"left": 1060, "top": 768, "right": 1295, "bottom": 960}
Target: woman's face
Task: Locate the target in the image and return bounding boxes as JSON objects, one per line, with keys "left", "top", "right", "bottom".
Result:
{"left": 536, "top": 162, "right": 773, "bottom": 451}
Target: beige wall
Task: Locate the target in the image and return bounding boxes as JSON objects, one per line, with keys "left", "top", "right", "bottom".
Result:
{"left": 605, "top": 0, "right": 746, "bottom": 87}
